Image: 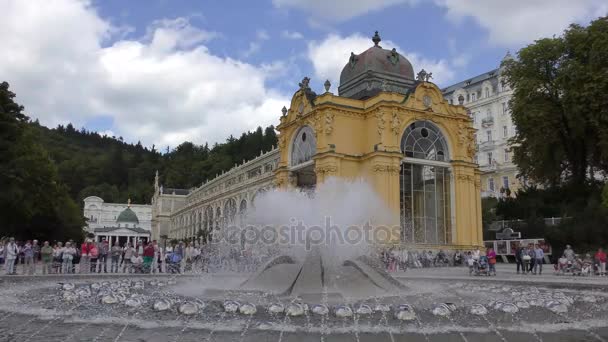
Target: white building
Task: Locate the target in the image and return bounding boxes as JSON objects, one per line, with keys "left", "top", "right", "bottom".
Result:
{"left": 151, "top": 148, "right": 279, "bottom": 243}
{"left": 83, "top": 196, "right": 152, "bottom": 247}
{"left": 442, "top": 52, "right": 520, "bottom": 198}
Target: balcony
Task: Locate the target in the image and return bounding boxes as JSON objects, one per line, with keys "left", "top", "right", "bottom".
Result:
{"left": 481, "top": 117, "right": 494, "bottom": 128}
{"left": 478, "top": 140, "right": 495, "bottom": 151}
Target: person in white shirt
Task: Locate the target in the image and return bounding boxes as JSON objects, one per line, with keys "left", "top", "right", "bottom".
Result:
{"left": 5, "top": 238, "right": 19, "bottom": 275}
{"left": 62, "top": 242, "right": 76, "bottom": 274}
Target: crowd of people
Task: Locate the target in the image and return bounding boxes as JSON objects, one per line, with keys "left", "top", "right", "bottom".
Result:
{"left": 2, "top": 237, "right": 606, "bottom": 278}
{"left": 0, "top": 237, "right": 280, "bottom": 275}
{"left": 378, "top": 242, "right": 607, "bottom": 278}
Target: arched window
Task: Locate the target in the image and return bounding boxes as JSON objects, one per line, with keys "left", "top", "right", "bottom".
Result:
{"left": 400, "top": 121, "right": 452, "bottom": 245}
{"left": 291, "top": 126, "right": 316, "bottom": 166}
{"left": 458, "top": 95, "right": 464, "bottom": 105}
{"left": 224, "top": 198, "right": 237, "bottom": 224}
{"left": 239, "top": 199, "right": 247, "bottom": 214}
{"left": 401, "top": 122, "right": 449, "bottom": 162}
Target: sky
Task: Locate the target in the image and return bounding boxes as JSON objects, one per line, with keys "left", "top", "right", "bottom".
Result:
{"left": 1, "top": 0, "right": 606, "bottom": 150}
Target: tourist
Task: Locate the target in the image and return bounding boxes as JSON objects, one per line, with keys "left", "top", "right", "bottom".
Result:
{"left": 122, "top": 243, "right": 134, "bottom": 273}
{"left": 155, "top": 242, "right": 164, "bottom": 273}
{"left": 399, "top": 248, "right": 409, "bottom": 271}
{"left": 486, "top": 247, "right": 497, "bottom": 276}
{"left": 88, "top": 240, "right": 99, "bottom": 273}
{"left": 62, "top": 242, "right": 76, "bottom": 274}
{"left": 453, "top": 250, "right": 462, "bottom": 266}
{"left": 32, "top": 240, "right": 40, "bottom": 269}
{"left": 184, "top": 242, "right": 194, "bottom": 272}
{"left": 23, "top": 240, "right": 35, "bottom": 275}
{"left": 53, "top": 242, "right": 63, "bottom": 274}
{"left": 472, "top": 248, "right": 481, "bottom": 263}
{"left": 526, "top": 245, "right": 535, "bottom": 273}
{"left": 97, "top": 238, "right": 109, "bottom": 273}
{"left": 131, "top": 253, "right": 144, "bottom": 273}
{"left": 533, "top": 244, "right": 544, "bottom": 275}
{"left": 151, "top": 240, "right": 159, "bottom": 273}
{"left": 0, "top": 240, "right": 5, "bottom": 267}
{"left": 80, "top": 239, "right": 91, "bottom": 273}
{"left": 143, "top": 242, "right": 154, "bottom": 273}
{"left": 110, "top": 242, "right": 122, "bottom": 273}
{"left": 39, "top": 241, "right": 52, "bottom": 275}
{"left": 514, "top": 243, "right": 525, "bottom": 275}
{"left": 581, "top": 253, "right": 594, "bottom": 276}
{"left": 5, "top": 238, "right": 18, "bottom": 275}
{"left": 563, "top": 245, "right": 575, "bottom": 262}
{"left": 595, "top": 248, "right": 606, "bottom": 276}
{"left": 466, "top": 251, "right": 475, "bottom": 275}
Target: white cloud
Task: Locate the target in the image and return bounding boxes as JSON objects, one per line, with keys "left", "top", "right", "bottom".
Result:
{"left": 0, "top": 0, "right": 289, "bottom": 148}
{"left": 435, "top": 0, "right": 608, "bottom": 46}
{"left": 281, "top": 30, "right": 304, "bottom": 40}
{"left": 307, "top": 33, "right": 455, "bottom": 88}
{"left": 273, "top": 0, "right": 419, "bottom": 22}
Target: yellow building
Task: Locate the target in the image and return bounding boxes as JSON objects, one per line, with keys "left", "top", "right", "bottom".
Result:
{"left": 275, "top": 32, "right": 482, "bottom": 249}
{"left": 159, "top": 32, "right": 482, "bottom": 250}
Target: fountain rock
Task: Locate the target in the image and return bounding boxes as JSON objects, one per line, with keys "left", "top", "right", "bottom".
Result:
{"left": 470, "top": 304, "right": 488, "bottom": 315}
{"left": 335, "top": 305, "right": 353, "bottom": 318}
{"left": 125, "top": 298, "right": 143, "bottom": 308}
{"left": 62, "top": 291, "right": 78, "bottom": 302}
{"left": 546, "top": 301, "right": 568, "bottom": 313}
{"left": 311, "top": 304, "right": 329, "bottom": 315}
{"left": 179, "top": 301, "right": 200, "bottom": 315}
{"left": 432, "top": 303, "right": 453, "bottom": 316}
{"left": 153, "top": 299, "right": 172, "bottom": 311}
{"left": 239, "top": 303, "right": 257, "bottom": 315}
{"left": 101, "top": 294, "right": 119, "bottom": 304}
{"left": 286, "top": 303, "right": 305, "bottom": 317}
{"left": 515, "top": 301, "right": 530, "bottom": 309}
{"left": 374, "top": 304, "right": 391, "bottom": 313}
{"left": 224, "top": 300, "right": 240, "bottom": 313}
{"left": 395, "top": 304, "right": 416, "bottom": 321}
{"left": 268, "top": 303, "right": 284, "bottom": 314}
{"left": 356, "top": 304, "right": 373, "bottom": 315}
{"left": 500, "top": 303, "right": 519, "bottom": 313}
{"left": 61, "top": 283, "right": 75, "bottom": 291}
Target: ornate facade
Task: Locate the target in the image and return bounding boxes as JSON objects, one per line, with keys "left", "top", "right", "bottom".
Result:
{"left": 442, "top": 53, "right": 520, "bottom": 198}
{"left": 83, "top": 197, "right": 151, "bottom": 246}
{"left": 152, "top": 150, "right": 279, "bottom": 242}
{"left": 156, "top": 32, "right": 483, "bottom": 249}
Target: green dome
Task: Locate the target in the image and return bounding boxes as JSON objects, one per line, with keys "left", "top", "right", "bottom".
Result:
{"left": 117, "top": 207, "right": 139, "bottom": 224}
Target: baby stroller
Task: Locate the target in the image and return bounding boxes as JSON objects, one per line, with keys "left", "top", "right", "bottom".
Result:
{"left": 474, "top": 256, "right": 490, "bottom": 276}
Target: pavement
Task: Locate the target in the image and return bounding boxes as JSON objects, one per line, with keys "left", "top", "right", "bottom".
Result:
{"left": 394, "top": 264, "right": 608, "bottom": 287}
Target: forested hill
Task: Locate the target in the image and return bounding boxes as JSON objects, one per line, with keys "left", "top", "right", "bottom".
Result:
{"left": 28, "top": 121, "right": 278, "bottom": 206}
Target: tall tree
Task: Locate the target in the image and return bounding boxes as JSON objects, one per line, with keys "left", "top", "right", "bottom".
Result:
{"left": 0, "top": 82, "right": 85, "bottom": 241}
{"left": 503, "top": 17, "right": 608, "bottom": 187}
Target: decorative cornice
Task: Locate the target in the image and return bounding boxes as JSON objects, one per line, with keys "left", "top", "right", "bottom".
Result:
{"left": 456, "top": 174, "right": 475, "bottom": 183}
{"left": 373, "top": 163, "right": 400, "bottom": 174}
{"left": 316, "top": 164, "right": 338, "bottom": 174}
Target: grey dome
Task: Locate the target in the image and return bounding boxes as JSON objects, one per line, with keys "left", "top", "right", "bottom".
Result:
{"left": 338, "top": 31, "right": 416, "bottom": 100}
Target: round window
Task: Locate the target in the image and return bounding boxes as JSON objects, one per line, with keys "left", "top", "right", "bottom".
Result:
{"left": 302, "top": 132, "right": 307, "bottom": 142}
{"left": 421, "top": 128, "right": 429, "bottom": 138}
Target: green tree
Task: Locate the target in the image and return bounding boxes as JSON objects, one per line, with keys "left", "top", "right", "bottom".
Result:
{"left": 502, "top": 17, "right": 608, "bottom": 187}
{"left": 0, "top": 81, "right": 85, "bottom": 241}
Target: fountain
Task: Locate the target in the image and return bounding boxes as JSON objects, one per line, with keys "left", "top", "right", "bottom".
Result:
{"left": 1, "top": 179, "right": 608, "bottom": 341}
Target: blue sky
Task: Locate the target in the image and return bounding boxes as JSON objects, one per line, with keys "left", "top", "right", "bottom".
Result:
{"left": 1, "top": 0, "right": 605, "bottom": 149}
